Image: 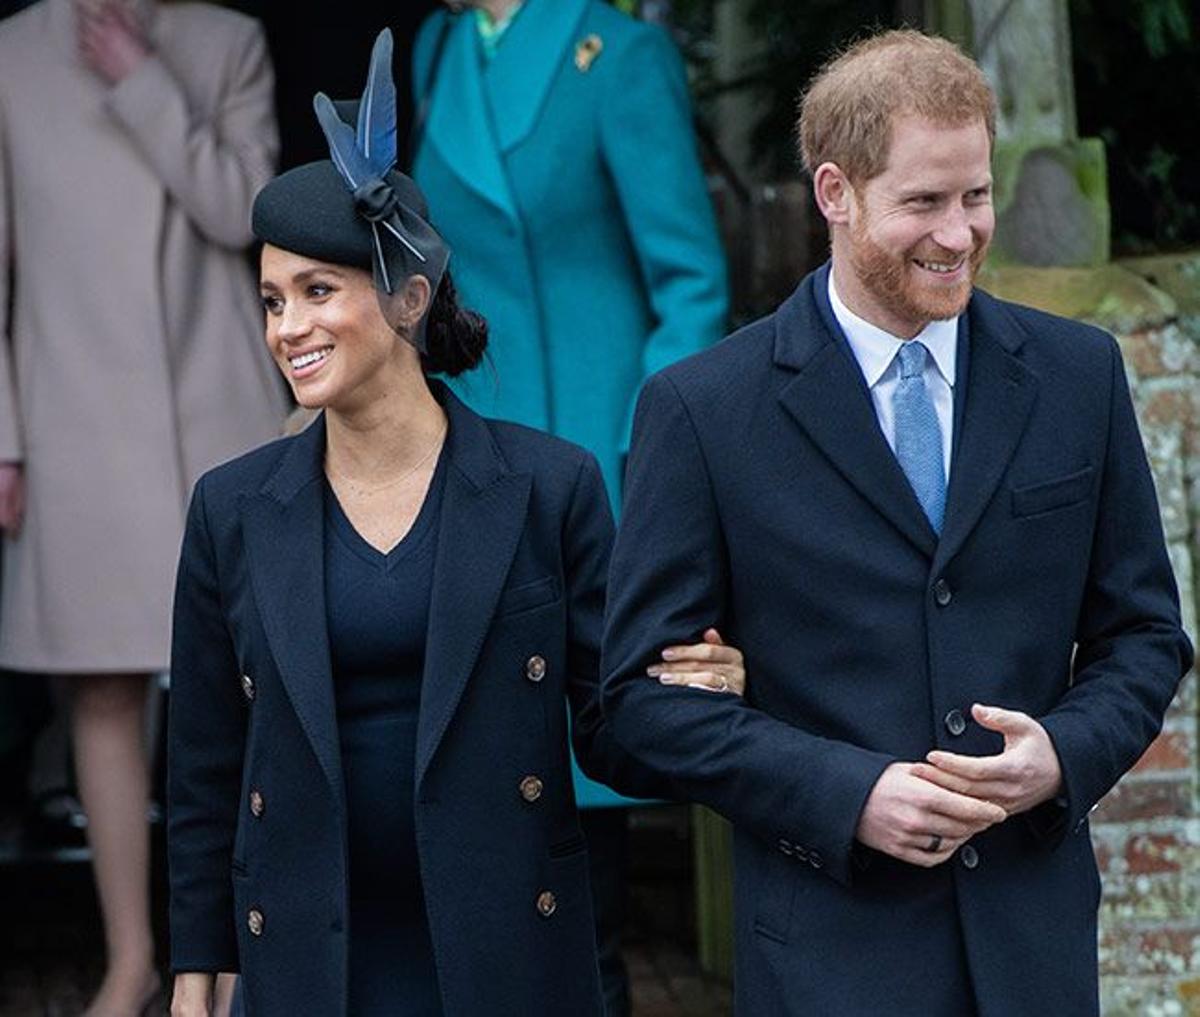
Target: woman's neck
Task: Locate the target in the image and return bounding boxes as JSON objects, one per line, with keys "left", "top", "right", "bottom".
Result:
{"left": 324, "top": 375, "right": 446, "bottom": 485}
{"left": 475, "top": 0, "right": 520, "bottom": 26}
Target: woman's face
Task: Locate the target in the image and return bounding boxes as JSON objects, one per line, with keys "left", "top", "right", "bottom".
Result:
{"left": 259, "top": 245, "right": 408, "bottom": 413}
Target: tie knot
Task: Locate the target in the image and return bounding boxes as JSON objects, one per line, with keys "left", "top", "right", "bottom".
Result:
{"left": 897, "top": 341, "right": 928, "bottom": 380}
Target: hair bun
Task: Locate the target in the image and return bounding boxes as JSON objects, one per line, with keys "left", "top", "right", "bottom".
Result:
{"left": 422, "top": 272, "right": 489, "bottom": 377}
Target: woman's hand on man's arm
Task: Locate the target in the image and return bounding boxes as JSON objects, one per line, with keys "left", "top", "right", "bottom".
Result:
{"left": 648, "top": 627, "right": 746, "bottom": 695}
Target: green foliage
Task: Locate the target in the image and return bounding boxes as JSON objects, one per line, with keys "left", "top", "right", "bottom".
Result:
{"left": 1072, "top": 0, "right": 1199, "bottom": 251}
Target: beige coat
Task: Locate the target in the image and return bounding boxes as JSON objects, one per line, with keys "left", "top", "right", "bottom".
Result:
{"left": 0, "top": 0, "right": 286, "bottom": 672}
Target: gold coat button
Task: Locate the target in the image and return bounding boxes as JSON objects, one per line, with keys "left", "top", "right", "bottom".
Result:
{"left": 519, "top": 776, "right": 544, "bottom": 803}
{"left": 240, "top": 674, "right": 256, "bottom": 702}
{"left": 525, "top": 655, "right": 547, "bottom": 683}
{"left": 247, "top": 908, "right": 264, "bottom": 936}
{"left": 536, "top": 890, "right": 557, "bottom": 918}
{"left": 249, "top": 790, "right": 265, "bottom": 818}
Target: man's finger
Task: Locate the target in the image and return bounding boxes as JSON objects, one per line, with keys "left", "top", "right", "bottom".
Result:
{"left": 919, "top": 781, "right": 1007, "bottom": 825}
{"left": 925, "top": 749, "right": 1017, "bottom": 782}
{"left": 971, "top": 703, "right": 1035, "bottom": 735}
{"left": 911, "top": 763, "right": 1012, "bottom": 804}
{"left": 703, "top": 627, "right": 725, "bottom": 646}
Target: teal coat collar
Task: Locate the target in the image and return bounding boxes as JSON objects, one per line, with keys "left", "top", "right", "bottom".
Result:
{"left": 422, "top": 0, "right": 590, "bottom": 220}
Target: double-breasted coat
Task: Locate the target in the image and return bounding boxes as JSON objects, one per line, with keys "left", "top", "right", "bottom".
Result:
{"left": 0, "top": 0, "right": 284, "bottom": 672}
{"left": 601, "top": 266, "right": 1193, "bottom": 1015}
{"left": 168, "top": 388, "right": 662, "bottom": 1016}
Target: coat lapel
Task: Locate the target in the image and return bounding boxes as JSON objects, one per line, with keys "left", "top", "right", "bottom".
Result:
{"left": 775, "top": 273, "right": 939, "bottom": 559}
{"left": 933, "top": 292, "right": 1038, "bottom": 573}
{"left": 486, "top": 0, "right": 590, "bottom": 153}
{"left": 241, "top": 417, "right": 344, "bottom": 813}
{"left": 416, "top": 388, "right": 531, "bottom": 790}
{"left": 422, "top": 11, "right": 519, "bottom": 221}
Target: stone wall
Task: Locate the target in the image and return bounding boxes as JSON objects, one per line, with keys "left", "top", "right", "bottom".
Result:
{"left": 980, "top": 254, "right": 1200, "bottom": 1016}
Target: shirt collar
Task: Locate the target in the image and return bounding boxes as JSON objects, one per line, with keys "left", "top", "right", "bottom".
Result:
{"left": 827, "top": 270, "right": 958, "bottom": 389}
{"left": 475, "top": 2, "right": 526, "bottom": 58}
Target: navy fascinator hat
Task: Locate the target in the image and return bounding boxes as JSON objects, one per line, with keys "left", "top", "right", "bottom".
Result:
{"left": 251, "top": 30, "right": 450, "bottom": 352}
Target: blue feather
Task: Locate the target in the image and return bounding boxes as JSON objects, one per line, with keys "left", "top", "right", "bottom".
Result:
{"left": 313, "top": 92, "right": 371, "bottom": 190}
{"left": 356, "top": 29, "right": 397, "bottom": 175}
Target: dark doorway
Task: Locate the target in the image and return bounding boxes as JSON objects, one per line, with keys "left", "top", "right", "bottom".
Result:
{"left": 231, "top": 0, "right": 441, "bottom": 171}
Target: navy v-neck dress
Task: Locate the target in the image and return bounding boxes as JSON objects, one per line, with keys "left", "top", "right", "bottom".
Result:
{"left": 323, "top": 453, "right": 448, "bottom": 1016}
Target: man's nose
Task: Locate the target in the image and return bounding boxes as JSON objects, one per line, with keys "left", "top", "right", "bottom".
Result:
{"left": 931, "top": 204, "right": 974, "bottom": 253}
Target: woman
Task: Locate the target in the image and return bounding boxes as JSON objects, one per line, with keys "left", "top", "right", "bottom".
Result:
{"left": 0, "top": 2, "right": 283, "bottom": 1013}
{"left": 167, "top": 33, "right": 743, "bottom": 1017}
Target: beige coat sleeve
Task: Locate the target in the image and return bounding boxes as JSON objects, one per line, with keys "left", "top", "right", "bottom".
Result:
{"left": 0, "top": 89, "right": 21, "bottom": 461}
{"left": 104, "top": 18, "right": 278, "bottom": 249}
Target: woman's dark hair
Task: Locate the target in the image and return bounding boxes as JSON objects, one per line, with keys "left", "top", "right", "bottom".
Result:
{"left": 421, "top": 271, "right": 488, "bottom": 377}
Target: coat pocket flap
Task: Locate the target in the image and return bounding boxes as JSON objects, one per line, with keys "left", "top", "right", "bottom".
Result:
{"left": 495, "top": 574, "right": 561, "bottom": 617}
{"left": 1011, "top": 466, "right": 1095, "bottom": 518}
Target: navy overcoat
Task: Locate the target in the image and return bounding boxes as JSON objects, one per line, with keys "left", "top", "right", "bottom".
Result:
{"left": 601, "top": 266, "right": 1193, "bottom": 1016}
{"left": 168, "top": 387, "right": 660, "bottom": 1016}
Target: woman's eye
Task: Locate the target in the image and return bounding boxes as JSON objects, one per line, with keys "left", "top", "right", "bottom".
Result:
{"left": 308, "top": 283, "right": 334, "bottom": 299}
{"left": 261, "top": 294, "right": 282, "bottom": 313}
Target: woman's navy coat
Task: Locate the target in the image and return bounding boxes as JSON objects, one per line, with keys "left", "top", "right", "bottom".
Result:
{"left": 167, "top": 389, "right": 659, "bottom": 1016}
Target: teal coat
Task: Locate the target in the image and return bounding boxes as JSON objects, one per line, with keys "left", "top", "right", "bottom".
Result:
{"left": 413, "top": 0, "right": 728, "bottom": 502}
{"left": 413, "top": 0, "right": 728, "bottom": 807}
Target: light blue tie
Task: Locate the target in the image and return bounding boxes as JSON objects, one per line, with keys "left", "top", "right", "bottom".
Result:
{"left": 893, "top": 341, "right": 946, "bottom": 533}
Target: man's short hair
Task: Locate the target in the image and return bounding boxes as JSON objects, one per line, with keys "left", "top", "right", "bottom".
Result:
{"left": 797, "top": 29, "right": 996, "bottom": 185}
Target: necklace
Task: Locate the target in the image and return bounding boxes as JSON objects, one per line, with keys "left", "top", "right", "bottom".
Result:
{"left": 326, "top": 422, "right": 447, "bottom": 496}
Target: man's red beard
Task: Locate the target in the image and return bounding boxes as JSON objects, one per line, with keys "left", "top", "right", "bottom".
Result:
{"left": 848, "top": 218, "right": 988, "bottom": 330}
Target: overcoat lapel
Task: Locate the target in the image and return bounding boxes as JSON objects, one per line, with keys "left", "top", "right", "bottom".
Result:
{"left": 423, "top": 12, "right": 519, "bottom": 221}
{"left": 486, "top": 0, "right": 590, "bottom": 153}
{"left": 416, "top": 390, "right": 531, "bottom": 790}
{"left": 775, "top": 276, "right": 939, "bottom": 559}
{"left": 933, "top": 293, "right": 1038, "bottom": 573}
{"left": 241, "top": 417, "right": 344, "bottom": 813}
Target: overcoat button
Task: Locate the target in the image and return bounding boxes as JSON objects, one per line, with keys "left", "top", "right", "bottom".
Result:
{"left": 808, "top": 850, "right": 823, "bottom": 869}
{"left": 519, "top": 775, "right": 544, "bottom": 802}
{"left": 247, "top": 908, "right": 264, "bottom": 936}
{"left": 777, "top": 838, "right": 794, "bottom": 857}
{"left": 249, "top": 790, "right": 265, "bottom": 818}
{"left": 536, "top": 890, "right": 557, "bottom": 917}
{"left": 944, "top": 709, "right": 967, "bottom": 737}
{"left": 525, "top": 655, "right": 547, "bottom": 682}
{"left": 240, "top": 674, "right": 255, "bottom": 701}
{"left": 960, "top": 845, "right": 980, "bottom": 870}
{"left": 933, "top": 579, "right": 952, "bottom": 607}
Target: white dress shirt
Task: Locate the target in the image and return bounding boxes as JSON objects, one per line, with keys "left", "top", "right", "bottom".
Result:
{"left": 828, "top": 273, "right": 958, "bottom": 481}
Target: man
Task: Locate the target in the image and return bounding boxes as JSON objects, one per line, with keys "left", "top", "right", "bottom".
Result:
{"left": 601, "top": 29, "right": 1191, "bottom": 1016}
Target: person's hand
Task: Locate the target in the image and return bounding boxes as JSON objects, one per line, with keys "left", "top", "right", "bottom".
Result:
{"left": 0, "top": 462, "right": 24, "bottom": 535}
{"left": 170, "top": 972, "right": 214, "bottom": 1017}
{"left": 855, "top": 761, "right": 1007, "bottom": 867}
{"left": 914, "top": 704, "right": 1064, "bottom": 817}
{"left": 77, "top": 0, "right": 151, "bottom": 85}
{"left": 647, "top": 627, "right": 746, "bottom": 695}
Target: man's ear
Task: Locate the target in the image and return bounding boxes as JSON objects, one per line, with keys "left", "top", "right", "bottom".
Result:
{"left": 396, "top": 273, "right": 432, "bottom": 333}
{"left": 813, "top": 162, "right": 855, "bottom": 227}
